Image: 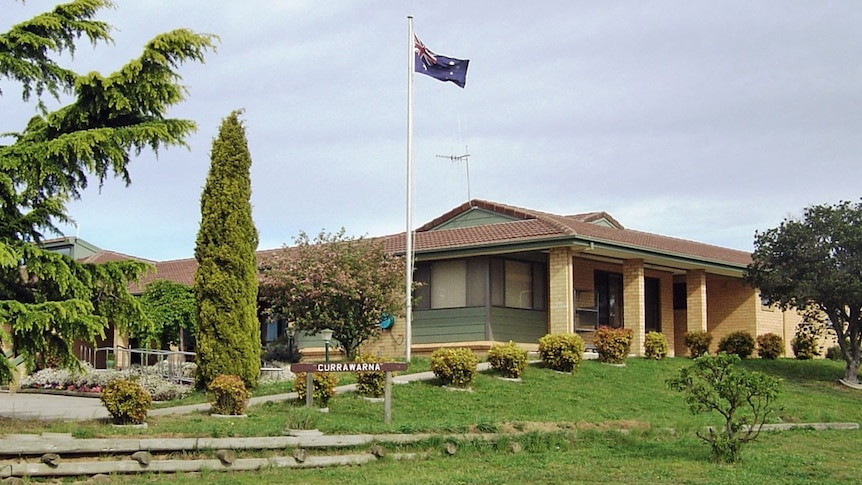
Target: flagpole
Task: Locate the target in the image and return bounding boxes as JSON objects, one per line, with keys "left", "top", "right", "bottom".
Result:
{"left": 405, "top": 16, "right": 414, "bottom": 363}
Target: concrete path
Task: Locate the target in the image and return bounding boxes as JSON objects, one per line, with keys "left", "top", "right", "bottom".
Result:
{"left": 0, "top": 367, "right": 483, "bottom": 421}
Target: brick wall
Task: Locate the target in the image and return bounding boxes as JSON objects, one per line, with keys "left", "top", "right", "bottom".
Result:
{"left": 359, "top": 321, "right": 407, "bottom": 359}
{"left": 705, "top": 275, "right": 756, "bottom": 353}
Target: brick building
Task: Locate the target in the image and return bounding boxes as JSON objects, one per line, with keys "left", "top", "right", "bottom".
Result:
{"left": 39, "top": 199, "right": 803, "bottom": 361}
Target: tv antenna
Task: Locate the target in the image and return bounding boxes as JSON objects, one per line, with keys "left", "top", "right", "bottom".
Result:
{"left": 436, "top": 145, "right": 471, "bottom": 202}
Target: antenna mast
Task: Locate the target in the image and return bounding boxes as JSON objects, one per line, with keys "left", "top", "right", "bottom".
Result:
{"left": 436, "top": 145, "right": 471, "bottom": 202}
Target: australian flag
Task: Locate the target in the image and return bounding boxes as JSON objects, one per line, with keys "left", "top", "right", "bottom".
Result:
{"left": 414, "top": 34, "right": 469, "bottom": 88}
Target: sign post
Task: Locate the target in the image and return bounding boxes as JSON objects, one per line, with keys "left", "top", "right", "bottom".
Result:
{"left": 291, "top": 362, "right": 409, "bottom": 422}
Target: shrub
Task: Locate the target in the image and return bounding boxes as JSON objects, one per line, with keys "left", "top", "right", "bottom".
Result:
{"left": 354, "top": 353, "right": 392, "bottom": 398}
{"left": 644, "top": 331, "right": 669, "bottom": 360}
{"left": 826, "top": 344, "right": 844, "bottom": 361}
{"left": 294, "top": 372, "right": 338, "bottom": 407}
{"left": 756, "top": 333, "right": 784, "bottom": 360}
{"left": 488, "top": 341, "right": 528, "bottom": 379}
{"left": 684, "top": 331, "right": 713, "bottom": 358}
{"left": 594, "top": 326, "right": 633, "bottom": 364}
{"left": 717, "top": 331, "right": 756, "bottom": 359}
{"left": 791, "top": 323, "right": 821, "bottom": 360}
{"left": 208, "top": 374, "right": 252, "bottom": 415}
{"left": 430, "top": 347, "right": 478, "bottom": 388}
{"left": 538, "top": 334, "right": 585, "bottom": 373}
{"left": 667, "top": 353, "right": 780, "bottom": 463}
{"left": 100, "top": 379, "right": 152, "bottom": 425}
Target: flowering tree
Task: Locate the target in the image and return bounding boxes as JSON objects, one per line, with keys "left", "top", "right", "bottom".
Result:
{"left": 258, "top": 229, "right": 404, "bottom": 360}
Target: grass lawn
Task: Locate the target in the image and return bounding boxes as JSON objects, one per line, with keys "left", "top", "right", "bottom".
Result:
{"left": 2, "top": 357, "right": 861, "bottom": 484}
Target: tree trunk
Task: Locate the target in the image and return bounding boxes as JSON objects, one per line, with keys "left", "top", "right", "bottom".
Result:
{"left": 844, "top": 357, "right": 859, "bottom": 384}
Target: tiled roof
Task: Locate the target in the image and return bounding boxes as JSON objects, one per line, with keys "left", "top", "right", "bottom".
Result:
{"left": 79, "top": 199, "right": 753, "bottom": 290}
{"left": 131, "top": 249, "right": 287, "bottom": 293}
{"left": 139, "top": 258, "right": 197, "bottom": 288}
{"left": 390, "top": 199, "right": 751, "bottom": 267}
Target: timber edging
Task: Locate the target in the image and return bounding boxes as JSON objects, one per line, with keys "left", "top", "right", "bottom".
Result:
{"left": 1, "top": 424, "right": 857, "bottom": 479}
{"left": 3, "top": 422, "right": 858, "bottom": 457}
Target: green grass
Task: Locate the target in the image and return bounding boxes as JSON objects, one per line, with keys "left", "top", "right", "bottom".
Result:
{"left": 2, "top": 357, "right": 861, "bottom": 483}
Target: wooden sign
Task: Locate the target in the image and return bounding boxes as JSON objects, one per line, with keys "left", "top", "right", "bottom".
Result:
{"left": 289, "top": 361, "right": 408, "bottom": 424}
{"left": 291, "top": 362, "right": 408, "bottom": 373}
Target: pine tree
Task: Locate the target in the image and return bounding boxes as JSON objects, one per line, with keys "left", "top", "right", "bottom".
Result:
{"left": 0, "top": 1, "right": 216, "bottom": 383}
{"left": 194, "top": 111, "right": 260, "bottom": 389}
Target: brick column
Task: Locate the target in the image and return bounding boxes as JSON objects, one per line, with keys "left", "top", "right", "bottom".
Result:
{"left": 623, "top": 259, "right": 645, "bottom": 355}
{"left": 686, "top": 269, "right": 708, "bottom": 334}
{"left": 548, "top": 247, "right": 574, "bottom": 335}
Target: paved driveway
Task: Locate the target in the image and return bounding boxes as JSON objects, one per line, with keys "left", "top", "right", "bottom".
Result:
{"left": 0, "top": 391, "right": 110, "bottom": 420}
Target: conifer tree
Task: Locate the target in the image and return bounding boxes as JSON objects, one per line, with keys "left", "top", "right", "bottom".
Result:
{"left": 0, "top": 1, "right": 216, "bottom": 383}
{"left": 193, "top": 111, "right": 260, "bottom": 389}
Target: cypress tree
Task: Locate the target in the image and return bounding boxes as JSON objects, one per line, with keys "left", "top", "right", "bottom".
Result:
{"left": 194, "top": 111, "right": 260, "bottom": 389}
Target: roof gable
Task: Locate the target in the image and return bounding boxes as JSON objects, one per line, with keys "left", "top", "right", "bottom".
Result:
{"left": 403, "top": 199, "right": 752, "bottom": 270}
{"left": 569, "top": 212, "right": 625, "bottom": 229}
{"left": 427, "top": 207, "right": 520, "bottom": 231}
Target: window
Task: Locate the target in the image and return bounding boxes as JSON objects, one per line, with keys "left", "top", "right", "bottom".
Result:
{"left": 505, "top": 260, "right": 532, "bottom": 309}
{"left": 497, "top": 258, "right": 547, "bottom": 310}
{"left": 760, "top": 293, "right": 774, "bottom": 312}
{"left": 431, "top": 260, "right": 467, "bottom": 308}
{"left": 413, "top": 259, "right": 487, "bottom": 310}
{"left": 263, "top": 317, "right": 288, "bottom": 344}
{"left": 414, "top": 257, "right": 547, "bottom": 311}
{"left": 533, "top": 264, "right": 547, "bottom": 310}
{"left": 414, "top": 264, "right": 431, "bottom": 310}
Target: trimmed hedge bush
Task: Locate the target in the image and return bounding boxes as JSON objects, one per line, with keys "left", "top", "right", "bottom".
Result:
{"left": 538, "top": 333, "right": 585, "bottom": 373}
{"left": 354, "top": 353, "right": 392, "bottom": 398}
{"left": 594, "top": 326, "right": 634, "bottom": 364}
{"left": 208, "top": 374, "right": 252, "bottom": 415}
{"left": 826, "top": 344, "right": 844, "bottom": 361}
{"left": 100, "top": 379, "right": 151, "bottom": 425}
{"left": 294, "top": 371, "right": 338, "bottom": 407}
{"left": 430, "top": 347, "right": 478, "bottom": 388}
{"left": 791, "top": 334, "right": 819, "bottom": 360}
{"left": 684, "top": 330, "right": 713, "bottom": 358}
{"left": 488, "top": 341, "right": 528, "bottom": 379}
{"left": 756, "top": 333, "right": 784, "bottom": 360}
{"left": 717, "top": 331, "right": 756, "bottom": 359}
{"left": 644, "top": 331, "right": 669, "bottom": 360}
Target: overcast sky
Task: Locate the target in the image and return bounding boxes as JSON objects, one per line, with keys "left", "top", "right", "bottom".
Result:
{"left": 4, "top": 1, "right": 861, "bottom": 261}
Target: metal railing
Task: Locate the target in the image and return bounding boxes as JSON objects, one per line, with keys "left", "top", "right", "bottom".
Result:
{"left": 80, "top": 345, "right": 196, "bottom": 384}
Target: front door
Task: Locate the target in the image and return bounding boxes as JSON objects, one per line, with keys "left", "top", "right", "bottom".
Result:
{"left": 595, "top": 271, "right": 623, "bottom": 328}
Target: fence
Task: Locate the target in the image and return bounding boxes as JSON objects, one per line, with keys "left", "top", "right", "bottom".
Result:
{"left": 79, "top": 345, "right": 196, "bottom": 384}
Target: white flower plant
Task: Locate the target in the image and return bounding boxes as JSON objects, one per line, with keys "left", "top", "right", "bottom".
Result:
{"left": 19, "top": 363, "right": 193, "bottom": 401}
